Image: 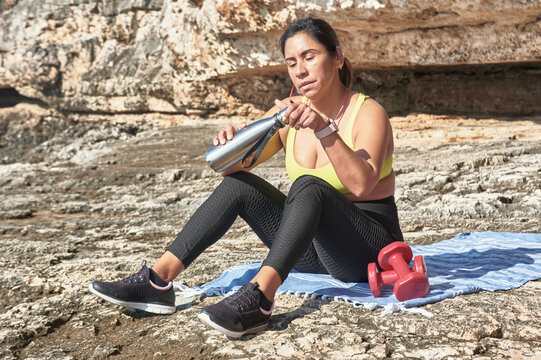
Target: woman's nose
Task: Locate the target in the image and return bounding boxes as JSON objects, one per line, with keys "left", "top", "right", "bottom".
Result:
{"left": 295, "top": 62, "right": 308, "bottom": 78}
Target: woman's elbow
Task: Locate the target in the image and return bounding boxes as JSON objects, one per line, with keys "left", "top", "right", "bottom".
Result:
{"left": 348, "top": 179, "right": 378, "bottom": 198}
{"left": 349, "top": 187, "right": 371, "bottom": 198}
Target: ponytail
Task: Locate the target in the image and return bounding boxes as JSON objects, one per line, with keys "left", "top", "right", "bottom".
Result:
{"left": 339, "top": 57, "right": 353, "bottom": 88}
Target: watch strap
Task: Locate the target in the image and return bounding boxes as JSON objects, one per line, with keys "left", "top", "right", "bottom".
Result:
{"left": 314, "top": 118, "right": 338, "bottom": 139}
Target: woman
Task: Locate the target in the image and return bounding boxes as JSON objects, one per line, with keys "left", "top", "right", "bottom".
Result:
{"left": 89, "top": 18, "right": 403, "bottom": 338}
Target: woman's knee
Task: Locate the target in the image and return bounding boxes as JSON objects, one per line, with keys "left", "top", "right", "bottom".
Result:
{"left": 219, "top": 172, "right": 259, "bottom": 191}
{"left": 210, "top": 173, "right": 254, "bottom": 204}
{"left": 217, "top": 172, "right": 283, "bottom": 206}
{"left": 288, "top": 175, "right": 334, "bottom": 200}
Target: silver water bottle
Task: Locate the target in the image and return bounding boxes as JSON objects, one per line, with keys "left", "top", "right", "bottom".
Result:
{"left": 205, "top": 108, "right": 288, "bottom": 172}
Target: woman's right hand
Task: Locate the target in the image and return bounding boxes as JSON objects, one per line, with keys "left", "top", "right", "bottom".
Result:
{"left": 213, "top": 122, "right": 247, "bottom": 146}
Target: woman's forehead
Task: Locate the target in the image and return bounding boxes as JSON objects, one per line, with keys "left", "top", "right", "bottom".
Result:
{"left": 284, "top": 32, "right": 324, "bottom": 58}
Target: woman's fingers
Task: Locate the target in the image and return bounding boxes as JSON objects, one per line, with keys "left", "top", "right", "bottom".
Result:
{"left": 291, "top": 104, "right": 309, "bottom": 129}
{"left": 213, "top": 134, "right": 222, "bottom": 146}
{"left": 225, "top": 125, "right": 235, "bottom": 141}
{"left": 274, "top": 99, "right": 289, "bottom": 110}
{"left": 273, "top": 98, "right": 325, "bottom": 131}
{"left": 288, "top": 102, "right": 308, "bottom": 128}
{"left": 291, "top": 103, "right": 317, "bottom": 129}
{"left": 275, "top": 99, "right": 299, "bottom": 126}
{"left": 307, "top": 111, "right": 326, "bottom": 130}
{"left": 293, "top": 104, "right": 328, "bottom": 131}
{"left": 213, "top": 124, "right": 238, "bottom": 146}
{"left": 218, "top": 130, "right": 227, "bottom": 145}
{"left": 275, "top": 98, "right": 294, "bottom": 125}
{"left": 297, "top": 109, "right": 314, "bottom": 129}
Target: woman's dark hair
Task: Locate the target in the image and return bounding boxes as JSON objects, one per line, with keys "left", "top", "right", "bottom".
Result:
{"left": 279, "top": 18, "right": 352, "bottom": 88}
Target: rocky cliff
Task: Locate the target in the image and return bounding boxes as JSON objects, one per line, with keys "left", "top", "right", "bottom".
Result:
{"left": 1, "top": 0, "right": 540, "bottom": 116}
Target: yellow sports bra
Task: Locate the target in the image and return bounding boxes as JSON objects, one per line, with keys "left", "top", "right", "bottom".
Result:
{"left": 285, "top": 93, "right": 393, "bottom": 194}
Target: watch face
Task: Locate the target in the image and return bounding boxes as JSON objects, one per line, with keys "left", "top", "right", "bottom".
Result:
{"left": 329, "top": 119, "right": 338, "bottom": 132}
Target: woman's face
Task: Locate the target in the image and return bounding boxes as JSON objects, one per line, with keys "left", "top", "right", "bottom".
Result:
{"left": 284, "top": 32, "right": 341, "bottom": 99}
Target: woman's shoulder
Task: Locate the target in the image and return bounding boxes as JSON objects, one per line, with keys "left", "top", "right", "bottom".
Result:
{"left": 355, "top": 94, "right": 389, "bottom": 122}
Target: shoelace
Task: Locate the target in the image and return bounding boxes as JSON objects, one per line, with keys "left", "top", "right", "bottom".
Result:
{"left": 224, "top": 285, "right": 258, "bottom": 311}
{"left": 121, "top": 261, "right": 147, "bottom": 283}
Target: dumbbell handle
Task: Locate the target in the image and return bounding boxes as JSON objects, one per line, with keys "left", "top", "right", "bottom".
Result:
{"left": 387, "top": 252, "right": 412, "bottom": 278}
{"left": 378, "top": 257, "right": 426, "bottom": 285}
{"left": 379, "top": 269, "right": 398, "bottom": 285}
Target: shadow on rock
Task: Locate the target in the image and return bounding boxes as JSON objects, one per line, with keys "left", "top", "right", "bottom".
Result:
{"left": 226, "top": 300, "right": 321, "bottom": 341}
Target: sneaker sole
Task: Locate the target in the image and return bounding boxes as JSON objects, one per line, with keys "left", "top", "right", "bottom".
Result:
{"left": 88, "top": 283, "right": 176, "bottom": 315}
{"left": 198, "top": 311, "right": 268, "bottom": 338}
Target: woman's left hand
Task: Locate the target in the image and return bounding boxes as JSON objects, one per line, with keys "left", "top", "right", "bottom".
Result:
{"left": 274, "top": 99, "right": 328, "bottom": 132}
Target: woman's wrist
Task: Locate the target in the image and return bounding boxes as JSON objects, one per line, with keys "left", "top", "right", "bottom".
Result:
{"left": 314, "top": 118, "right": 338, "bottom": 139}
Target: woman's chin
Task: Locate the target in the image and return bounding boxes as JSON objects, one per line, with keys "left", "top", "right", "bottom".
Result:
{"left": 300, "top": 88, "right": 318, "bottom": 99}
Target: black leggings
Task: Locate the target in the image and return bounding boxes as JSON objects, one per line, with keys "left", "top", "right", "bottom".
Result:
{"left": 166, "top": 172, "right": 403, "bottom": 283}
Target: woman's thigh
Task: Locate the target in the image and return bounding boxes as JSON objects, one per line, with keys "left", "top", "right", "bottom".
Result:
{"left": 293, "top": 176, "right": 395, "bottom": 282}
{"left": 234, "top": 173, "right": 327, "bottom": 274}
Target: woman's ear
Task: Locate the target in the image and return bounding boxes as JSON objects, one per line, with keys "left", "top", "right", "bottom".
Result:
{"left": 336, "top": 46, "right": 345, "bottom": 69}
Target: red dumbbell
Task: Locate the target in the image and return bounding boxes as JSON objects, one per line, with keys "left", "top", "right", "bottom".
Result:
{"left": 367, "top": 242, "right": 429, "bottom": 301}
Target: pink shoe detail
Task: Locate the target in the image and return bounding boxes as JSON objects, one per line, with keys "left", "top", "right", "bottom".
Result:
{"left": 260, "top": 302, "right": 274, "bottom": 316}
{"left": 150, "top": 280, "right": 173, "bottom": 291}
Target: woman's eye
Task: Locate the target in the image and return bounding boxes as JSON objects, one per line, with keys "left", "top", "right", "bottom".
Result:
{"left": 306, "top": 57, "right": 314, "bottom": 61}
{"left": 288, "top": 63, "right": 296, "bottom": 68}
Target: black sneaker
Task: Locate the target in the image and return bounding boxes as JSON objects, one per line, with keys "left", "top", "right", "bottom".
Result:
{"left": 198, "top": 282, "right": 274, "bottom": 338}
{"left": 88, "top": 261, "right": 176, "bottom": 314}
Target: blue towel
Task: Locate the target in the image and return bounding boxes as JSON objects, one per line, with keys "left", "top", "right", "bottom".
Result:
{"left": 176, "top": 232, "right": 541, "bottom": 312}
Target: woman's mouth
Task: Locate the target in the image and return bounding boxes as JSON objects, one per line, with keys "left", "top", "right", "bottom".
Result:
{"left": 299, "top": 80, "right": 315, "bottom": 90}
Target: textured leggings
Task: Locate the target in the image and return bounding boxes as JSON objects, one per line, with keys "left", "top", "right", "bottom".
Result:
{"left": 166, "top": 172, "right": 402, "bottom": 283}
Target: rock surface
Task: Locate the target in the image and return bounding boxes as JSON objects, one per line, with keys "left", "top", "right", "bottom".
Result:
{"left": 1, "top": 0, "right": 541, "bottom": 115}
{"left": 0, "top": 106, "right": 540, "bottom": 359}
{"left": 1, "top": 1, "right": 540, "bottom": 358}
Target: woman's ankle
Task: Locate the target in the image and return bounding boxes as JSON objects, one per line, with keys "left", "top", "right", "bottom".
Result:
{"left": 255, "top": 286, "right": 274, "bottom": 311}
{"left": 149, "top": 268, "right": 169, "bottom": 286}
{"left": 152, "top": 251, "right": 185, "bottom": 283}
{"left": 251, "top": 266, "right": 282, "bottom": 302}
